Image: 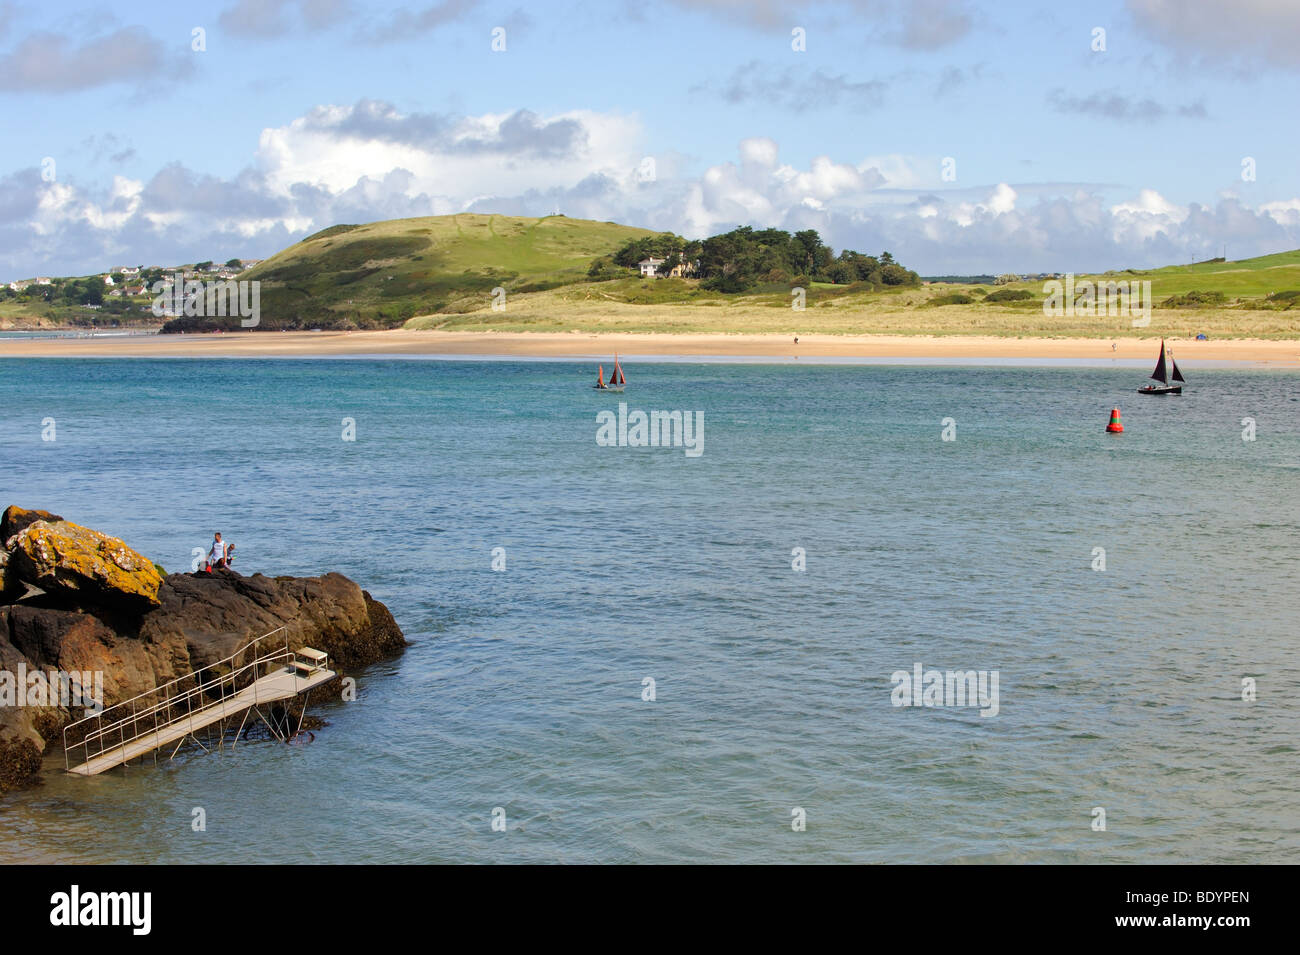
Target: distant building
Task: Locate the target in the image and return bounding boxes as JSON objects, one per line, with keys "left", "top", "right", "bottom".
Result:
{"left": 121, "top": 284, "right": 147, "bottom": 296}
{"left": 115, "top": 266, "right": 140, "bottom": 277}
{"left": 103, "top": 274, "right": 115, "bottom": 285}
{"left": 639, "top": 257, "right": 665, "bottom": 277}
{"left": 35, "top": 277, "right": 52, "bottom": 285}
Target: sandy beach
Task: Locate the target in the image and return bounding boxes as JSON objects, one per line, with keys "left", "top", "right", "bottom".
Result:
{"left": 3, "top": 329, "right": 1300, "bottom": 364}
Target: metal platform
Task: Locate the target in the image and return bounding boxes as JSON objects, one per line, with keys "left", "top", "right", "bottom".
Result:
{"left": 63, "top": 628, "right": 334, "bottom": 776}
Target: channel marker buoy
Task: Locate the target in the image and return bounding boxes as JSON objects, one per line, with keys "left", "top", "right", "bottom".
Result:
{"left": 1106, "top": 407, "right": 1124, "bottom": 433}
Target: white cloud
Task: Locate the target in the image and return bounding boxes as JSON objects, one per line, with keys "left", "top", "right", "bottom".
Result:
{"left": 2, "top": 101, "right": 1299, "bottom": 278}
{"left": 1260, "top": 199, "right": 1300, "bottom": 227}
{"left": 256, "top": 102, "right": 643, "bottom": 201}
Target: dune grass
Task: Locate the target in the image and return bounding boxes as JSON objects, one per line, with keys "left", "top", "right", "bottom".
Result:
{"left": 404, "top": 275, "right": 1300, "bottom": 339}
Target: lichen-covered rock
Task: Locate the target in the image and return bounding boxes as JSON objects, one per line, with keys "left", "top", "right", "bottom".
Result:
{"left": 7, "top": 519, "right": 162, "bottom": 612}
{"left": 1, "top": 505, "right": 63, "bottom": 544}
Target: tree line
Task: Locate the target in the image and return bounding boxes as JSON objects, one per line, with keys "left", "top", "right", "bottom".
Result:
{"left": 589, "top": 226, "right": 919, "bottom": 292}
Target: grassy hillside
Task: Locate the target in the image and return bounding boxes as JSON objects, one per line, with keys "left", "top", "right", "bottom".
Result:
{"left": 980, "top": 250, "right": 1300, "bottom": 306}
{"left": 174, "top": 214, "right": 663, "bottom": 330}
{"left": 13, "top": 211, "right": 1299, "bottom": 337}
{"left": 404, "top": 247, "right": 1300, "bottom": 338}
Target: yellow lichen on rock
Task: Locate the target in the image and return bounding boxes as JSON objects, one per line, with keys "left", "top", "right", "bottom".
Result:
{"left": 9, "top": 519, "right": 162, "bottom": 611}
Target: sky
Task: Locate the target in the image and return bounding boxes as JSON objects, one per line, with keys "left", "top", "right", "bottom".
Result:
{"left": 2, "top": 0, "right": 1299, "bottom": 280}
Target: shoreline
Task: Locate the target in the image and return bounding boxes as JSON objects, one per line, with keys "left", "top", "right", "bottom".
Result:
{"left": 2, "top": 329, "right": 1299, "bottom": 365}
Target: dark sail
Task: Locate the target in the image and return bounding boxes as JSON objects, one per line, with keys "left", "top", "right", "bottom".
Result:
{"left": 1150, "top": 341, "right": 1169, "bottom": 384}
{"left": 1171, "top": 354, "right": 1185, "bottom": 383}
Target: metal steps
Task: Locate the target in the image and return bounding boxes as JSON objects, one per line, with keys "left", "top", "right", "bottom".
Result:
{"left": 63, "top": 628, "right": 334, "bottom": 776}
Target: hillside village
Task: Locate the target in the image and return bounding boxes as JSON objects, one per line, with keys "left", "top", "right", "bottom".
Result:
{"left": 2, "top": 259, "right": 262, "bottom": 324}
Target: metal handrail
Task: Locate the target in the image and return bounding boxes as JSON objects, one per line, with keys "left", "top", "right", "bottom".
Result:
{"left": 71, "top": 649, "right": 294, "bottom": 760}
{"left": 61, "top": 625, "right": 301, "bottom": 772}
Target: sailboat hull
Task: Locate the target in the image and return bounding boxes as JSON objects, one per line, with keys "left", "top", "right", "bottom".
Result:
{"left": 1138, "top": 385, "right": 1181, "bottom": 395}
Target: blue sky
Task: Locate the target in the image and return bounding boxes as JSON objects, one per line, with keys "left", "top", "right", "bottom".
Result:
{"left": 2, "top": 0, "right": 1299, "bottom": 279}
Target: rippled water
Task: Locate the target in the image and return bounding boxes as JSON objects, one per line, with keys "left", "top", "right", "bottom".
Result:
{"left": 0, "top": 358, "right": 1297, "bottom": 863}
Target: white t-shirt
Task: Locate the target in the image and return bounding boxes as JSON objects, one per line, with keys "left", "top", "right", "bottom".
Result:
{"left": 209, "top": 540, "right": 224, "bottom": 563}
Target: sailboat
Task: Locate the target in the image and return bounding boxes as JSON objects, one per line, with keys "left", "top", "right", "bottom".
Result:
{"left": 593, "top": 354, "right": 625, "bottom": 393}
{"left": 1138, "top": 339, "right": 1184, "bottom": 395}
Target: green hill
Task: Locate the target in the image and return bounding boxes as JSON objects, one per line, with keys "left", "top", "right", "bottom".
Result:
{"left": 119, "top": 215, "right": 1300, "bottom": 337}
{"left": 172, "top": 213, "right": 664, "bottom": 330}
{"left": 1101, "top": 248, "right": 1300, "bottom": 301}
{"left": 983, "top": 249, "right": 1300, "bottom": 306}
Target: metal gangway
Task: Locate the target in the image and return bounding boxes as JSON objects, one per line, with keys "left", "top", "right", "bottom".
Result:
{"left": 62, "top": 627, "right": 335, "bottom": 776}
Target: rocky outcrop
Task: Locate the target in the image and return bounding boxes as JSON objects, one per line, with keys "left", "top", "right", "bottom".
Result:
{"left": 0, "top": 506, "right": 406, "bottom": 792}
{"left": 3, "top": 509, "right": 162, "bottom": 612}
{"left": 0, "top": 506, "right": 63, "bottom": 542}
{"left": 142, "top": 570, "right": 405, "bottom": 671}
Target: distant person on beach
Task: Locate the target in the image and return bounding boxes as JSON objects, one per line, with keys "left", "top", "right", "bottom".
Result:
{"left": 224, "top": 544, "right": 236, "bottom": 570}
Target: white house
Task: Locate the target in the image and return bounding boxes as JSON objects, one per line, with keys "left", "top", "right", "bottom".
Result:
{"left": 115, "top": 266, "right": 141, "bottom": 277}
{"left": 639, "top": 257, "right": 665, "bottom": 277}
{"left": 35, "top": 277, "right": 52, "bottom": 285}
{"left": 103, "top": 274, "right": 115, "bottom": 286}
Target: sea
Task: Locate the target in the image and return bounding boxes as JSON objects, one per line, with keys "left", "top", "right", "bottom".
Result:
{"left": 0, "top": 356, "right": 1297, "bottom": 863}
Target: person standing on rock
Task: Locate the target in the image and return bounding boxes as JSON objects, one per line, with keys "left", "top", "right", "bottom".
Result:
{"left": 206, "top": 532, "right": 226, "bottom": 571}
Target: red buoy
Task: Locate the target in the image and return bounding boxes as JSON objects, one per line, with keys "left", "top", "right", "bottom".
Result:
{"left": 1106, "top": 407, "right": 1124, "bottom": 433}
